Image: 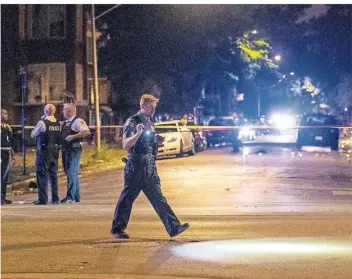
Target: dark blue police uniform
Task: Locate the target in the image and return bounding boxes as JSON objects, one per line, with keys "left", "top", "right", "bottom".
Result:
{"left": 35, "top": 119, "right": 61, "bottom": 205}
{"left": 61, "top": 117, "right": 82, "bottom": 203}
{"left": 1, "top": 123, "right": 13, "bottom": 205}
{"left": 111, "top": 111, "right": 188, "bottom": 237}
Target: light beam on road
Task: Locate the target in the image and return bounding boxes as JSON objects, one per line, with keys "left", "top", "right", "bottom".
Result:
{"left": 170, "top": 238, "right": 352, "bottom": 264}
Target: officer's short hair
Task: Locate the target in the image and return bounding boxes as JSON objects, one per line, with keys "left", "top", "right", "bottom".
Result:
{"left": 140, "top": 94, "right": 158, "bottom": 106}
{"left": 44, "top": 104, "right": 56, "bottom": 116}
{"left": 64, "top": 103, "right": 76, "bottom": 113}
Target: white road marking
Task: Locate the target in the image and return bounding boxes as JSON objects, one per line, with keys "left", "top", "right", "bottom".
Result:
{"left": 333, "top": 190, "right": 352, "bottom": 196}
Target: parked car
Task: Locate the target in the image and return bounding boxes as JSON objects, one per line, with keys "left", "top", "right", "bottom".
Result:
{"left": 296, "top": 113, "right": 339, "bottom": 151}
{"left": 206, "top": 118, "right": 237, "bottom": 147}
{"left": 155, "top": 120, "right": 196, "bottom": 158}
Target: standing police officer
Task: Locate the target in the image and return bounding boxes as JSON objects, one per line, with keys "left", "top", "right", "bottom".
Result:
{"left": 61, "top": 103, "right": 90, "bottom": 204}
{"left": 1, "top": 108, "right": 14, "bottom": 205}
{"left": 31, "top": 104, "right": 61, "bottom": 205}
{"left": 111, "top": 94, "right": 189, "bottom": 239}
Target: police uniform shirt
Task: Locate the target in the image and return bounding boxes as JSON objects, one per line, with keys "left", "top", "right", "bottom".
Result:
{"left": 66, "top": 116, "right": 89, "bottom": 133}
{"left": 1, "top": 123, "right": 13, "bottom": 150}
{"left": 123, "top": 111, "right": 154, "bottom": 141}
{"left": 123, "top": 118, "right": 136, "bottom": 141}
{"left": 31, "top": 116, "right": 58, "bottom": 139}
{"left": 123, "top": 111, "right": 156, "bottom": 155}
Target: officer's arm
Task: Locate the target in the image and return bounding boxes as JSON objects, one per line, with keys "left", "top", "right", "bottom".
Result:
{"left": 8, "top": 126, "right": 14, "bottom": 146}
{"left": 122, "top": 133, "right": 143, "bottom": 151}
{"left": 31, "top": 121, "right": 45, "bottom": 139}
{"left": 8, "top": 126, "right": 15, "bottom": 159}
{"left": 122, "top": 119, "right": 141, "bottom": 151}
{"left": 69, "top": 129, "right": 90, "bottom": 140}
{"left": 67, "top": 119, "right": 90, "bottom": 140}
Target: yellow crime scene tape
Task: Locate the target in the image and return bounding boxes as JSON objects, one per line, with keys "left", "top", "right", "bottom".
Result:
{"left": 10, "top": 124, "right": 352, "bottom": 130}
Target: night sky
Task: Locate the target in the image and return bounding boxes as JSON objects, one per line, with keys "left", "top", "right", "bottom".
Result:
{"left": 97, "top": 4, "right": 352, "bottom": 118}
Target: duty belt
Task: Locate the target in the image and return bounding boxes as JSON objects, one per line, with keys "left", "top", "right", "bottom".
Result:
{"left": 126, "top": 153, "right": 156, "bottom": 164}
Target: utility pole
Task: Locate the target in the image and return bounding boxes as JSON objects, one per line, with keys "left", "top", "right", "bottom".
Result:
{"left": 91, "top": 4, "right": 121, "bottom": 159}
{"left": 257, "top": 81, "right": 261, "bottom": 118}
{"left": 91, "top": 4, "right": 101, "bottom": 158}
{"left": 20, "top": 66, "right": 27, "bottom": 175}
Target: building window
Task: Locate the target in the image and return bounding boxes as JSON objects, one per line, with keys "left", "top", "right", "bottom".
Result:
{"left": 48, "top": 63, "right": 66, "bottom": 101}
{"left": 87, "top": 36, "right": 93, "bottom": 64}
{"left": 76, "top": 5, "right": 83, "bottom": 41}
{"left": 27, "top": 63, "right": 66, "bottom": 103}
{"left": 75, "top": 64, "right": 83, "bottom": 102}
{"left": 31, "top": 5, "right": 66, "bottom": 39}
{"left": 27, "top": 64, "right": 43, "bottom": 103}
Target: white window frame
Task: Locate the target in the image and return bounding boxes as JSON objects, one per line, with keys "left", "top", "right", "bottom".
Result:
{"left": 27, "top": 63, "right": 66, "bottom": 104}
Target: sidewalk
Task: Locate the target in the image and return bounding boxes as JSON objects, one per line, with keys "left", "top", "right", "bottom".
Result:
{"left": 7, "top": 145, "right": 126, "bottom": 193}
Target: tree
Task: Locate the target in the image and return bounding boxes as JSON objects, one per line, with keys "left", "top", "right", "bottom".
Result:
{"left": 251, "top": 5, "right": 351, "bottom": 115}
{"left": 335, "top": 74, "right": 352, "bottom": 112}
{"left": 99, "top": 5, "right": 352, "bottom": 118}
{"left": 98, "top": 5, "right": 279, "bottom": 117}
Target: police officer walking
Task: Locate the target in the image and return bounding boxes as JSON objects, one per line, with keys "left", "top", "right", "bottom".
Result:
{"left": 60, "top": 103, "right": 90, "bottom": 204}
{"left": 111, "top": 94, "right": 189, "bottom": 239}
{"left": 1, "top": 108, "right": 14, "bottom": 205}
{"left": 31, "top": 104, "right": 61, "bottom": 205}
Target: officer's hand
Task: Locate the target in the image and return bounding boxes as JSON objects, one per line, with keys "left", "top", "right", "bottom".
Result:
{"left": 11, "top": 156, "right": 16, "bottom": 166}
{"left": 156, "top": 135, "right": 165, "bottom": 145}
{"left": 65, "top": 135, "right": 76, "bottom": 142}
{"left": 136, "top": 124, "right": 144, "bottom": 135}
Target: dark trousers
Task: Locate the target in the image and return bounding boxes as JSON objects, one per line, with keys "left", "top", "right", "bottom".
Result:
{"left": 62, "top": 147, "right": 82, "bottom": 201}
{"left": 111, "top": 155, "right": 182, "bottom": 236}
{"left": 232, "top": 130, "right": 240, "bottom": 152}
{"left": 36, "top": 150, "right": 59, "bottom": 203}
{"left": 1, "top": 151, "right": 11, "bottom": 201}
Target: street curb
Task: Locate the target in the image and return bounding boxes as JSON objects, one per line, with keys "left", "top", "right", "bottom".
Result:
{"left": 7, "top": 163, "right": 124, "bottom": 194}
{"left": 7, "top": 171, "right": 67, "bottom": 193}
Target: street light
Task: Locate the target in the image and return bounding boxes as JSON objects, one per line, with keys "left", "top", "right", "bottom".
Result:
{"left": 251, "top": 29, "right": 258, "bottom": 34}
{"left": 20, "top": 66, "right": 27, "bottom": 175}
{"left": 290, "top": 72, "right": 295, "bottom": 76}
{"left": 91, "top": 4, "right": 121, "bottom": 158}
{"left": 274, "top": 55, "right": 281, "bottom": 62}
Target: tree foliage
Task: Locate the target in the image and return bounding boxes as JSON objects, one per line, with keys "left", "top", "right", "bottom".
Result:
{"left": 236, "top": 33, "right": 277, "bottom": 68}
{"left": 335, "top": 74, "right": 352, "bottom": 110}
{"left": 97, "top": 4, "right": 351, "bottom": 117}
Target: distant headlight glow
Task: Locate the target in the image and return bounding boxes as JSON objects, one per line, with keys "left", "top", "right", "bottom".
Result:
{"left": 271, "top": 114, "right": 295, "bottom": 129}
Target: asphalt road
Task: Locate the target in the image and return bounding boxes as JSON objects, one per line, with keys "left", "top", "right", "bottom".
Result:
{"left": 2, "top": 135, "right": 352, "bottom": 279}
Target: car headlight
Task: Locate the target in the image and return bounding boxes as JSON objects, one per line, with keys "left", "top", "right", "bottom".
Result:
{"left": 167, "top": 137, "right": 178, "bottom": 143}
{"left": 271, "top": 114, "right": 295, "bottom": 129}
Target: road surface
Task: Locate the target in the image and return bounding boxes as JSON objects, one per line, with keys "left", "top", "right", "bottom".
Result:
{"left": 2, "top": 135, "right": 352, "bottom": 279}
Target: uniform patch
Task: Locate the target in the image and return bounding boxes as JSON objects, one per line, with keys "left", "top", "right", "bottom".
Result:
{"left": 48, "top": 126, "right": 60, "bottom": 131}
{"left": 128, "top": 120, "right": 136, "bottom": 128}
